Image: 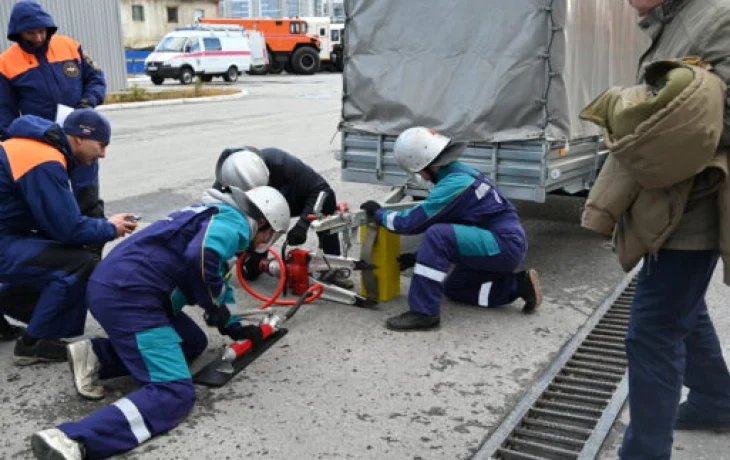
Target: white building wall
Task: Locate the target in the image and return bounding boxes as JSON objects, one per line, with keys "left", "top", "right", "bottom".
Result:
{"left": 120, "top": 0, "right": 218, "bottom": 49}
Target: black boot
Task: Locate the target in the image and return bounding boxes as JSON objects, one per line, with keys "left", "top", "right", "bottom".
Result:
{"left": 385, "top": 311, "right": 440, "bottom": 331}
{"left": 517, "top": 269, "right": 543, "bottom": 314}
{"left": 0, "top": 315, "right": 24, "bottom": 341}
{"left": 675, "top": 401, "right": 730, "bottom": 432}
{"left": 13, "top": 334, "right": 68, "bottom": 366}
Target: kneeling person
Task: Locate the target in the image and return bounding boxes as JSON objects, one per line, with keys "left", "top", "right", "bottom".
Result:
{"left": 0, "top": 111, "right": 137, "bottom": 364}
{"left": 360, "top": 127, "right": 542, "bottom": 331}
{"left": 30, "top": 185, "right": 290, "bottom": 460}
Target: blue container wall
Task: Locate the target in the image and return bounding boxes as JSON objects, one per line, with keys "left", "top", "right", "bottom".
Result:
{"left": 126, "top": 50, "right": 151, "bottom": 74}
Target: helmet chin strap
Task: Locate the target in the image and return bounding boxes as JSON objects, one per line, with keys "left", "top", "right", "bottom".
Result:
{"left": 422, "top": 167, "right": 439, "bottom": 184}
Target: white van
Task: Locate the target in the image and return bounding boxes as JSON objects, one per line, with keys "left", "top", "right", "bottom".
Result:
{"left": 301, "top": 17, "right": 344, "bottom": 71}
{"left": 145, "top": 25, "right": 266, "bottom": 85}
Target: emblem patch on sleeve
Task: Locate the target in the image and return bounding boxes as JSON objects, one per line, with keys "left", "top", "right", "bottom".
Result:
{"left": 63, "top": 61, "right": 80, "bottom": 77}
{"left": 83, "top": 53, "right": 102, "bottom": 72}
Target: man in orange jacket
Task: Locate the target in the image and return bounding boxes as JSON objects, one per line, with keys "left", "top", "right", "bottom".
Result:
{"left": 0, "top": 0, "right": 107, "bottom": 339}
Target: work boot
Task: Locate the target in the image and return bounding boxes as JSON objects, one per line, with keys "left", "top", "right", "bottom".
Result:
{"left": 675, "top": 401, "right": 730, "bottom": 432}
{"left": 385, "top": 311, "right": 440, "bottom": 331}
{"left": 517, "top": 269, "right": 543, "bottom": 314}
{"left": 0, "top": 315, "right": 24, "bottom": 341}
{"left": 67, "top": 340, "right": 105, "bottom": 400}
{"left": 319, "top": 269, "right": 355, "bottom": 290}
{"left": 14, "top": 337, "right": 68, "bottom": 366}
{"left": 31, "top": 428, "right": 84, "bottom": 460}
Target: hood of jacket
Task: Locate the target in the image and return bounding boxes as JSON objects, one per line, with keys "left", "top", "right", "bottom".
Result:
{"left": 5, "top": 115, "right": 74, "bottom": 165}
{"left": 7, "top": 1, "right": 57, "bottom": 46}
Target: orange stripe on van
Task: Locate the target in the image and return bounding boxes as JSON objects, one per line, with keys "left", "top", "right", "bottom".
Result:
{"left": 47, "top": 35, "right": 81, "bottom": 63}
{"left": 0, "top": 45, "right": 38, "bottom": 79}
{"left": 2, "top": 138, "right": 67, "bottom": 181}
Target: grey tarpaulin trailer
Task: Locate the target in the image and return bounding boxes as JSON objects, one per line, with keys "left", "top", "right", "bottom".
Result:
{"left": 338, "top": 0, "right": 647, "bottom": 202}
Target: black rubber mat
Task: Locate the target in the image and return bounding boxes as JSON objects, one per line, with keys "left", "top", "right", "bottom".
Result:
{"left": 193, "top": 329, "right": 288, "bottom": 387}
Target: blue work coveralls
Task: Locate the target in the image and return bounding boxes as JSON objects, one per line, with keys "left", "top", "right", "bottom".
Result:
{"left": 0, "top": 0, "right": 107, "bottom": 218}
{"left": 0, "top": 116, "right": 116, "bottom": 338}
{"left": 57, "top": 203, "right": 253, "bottom": 459}
{"left": 373, "top": 161, "right": 528, "bottom": 315}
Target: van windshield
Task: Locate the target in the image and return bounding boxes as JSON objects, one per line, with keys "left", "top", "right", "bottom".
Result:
{"left": 155, "top": 36, "right": 188, "bottom": 52}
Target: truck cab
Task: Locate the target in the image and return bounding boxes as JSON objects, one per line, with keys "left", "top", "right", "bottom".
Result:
{"left": 301, "top": 17, "right": 344, "bottom": 71}
{"left": 199, "top": 17, "right": 320, "bottom": 75}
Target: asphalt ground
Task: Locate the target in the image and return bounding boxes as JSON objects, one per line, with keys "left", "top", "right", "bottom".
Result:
{"left": 0, "top": 73, "right": 727, "bottom": 459}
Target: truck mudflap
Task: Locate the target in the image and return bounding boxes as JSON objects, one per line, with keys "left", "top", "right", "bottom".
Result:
{"left": 339, "top": 130, "right": 607, "bottom": 203}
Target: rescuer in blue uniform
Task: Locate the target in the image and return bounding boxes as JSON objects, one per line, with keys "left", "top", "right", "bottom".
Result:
{"left": 360, "top": 127, "right": 543, "bottom": 331}
{"left": 213, "top": 146, "right": 353, "bottom": 288}
{"left": 30, "top": 185, "right": 291, "bottom": 460}
{"left": 0, "top": 0, "right": 108, "bottom": 251}
{"left": 0, "top": 110, "right": 137, "bottom": 364}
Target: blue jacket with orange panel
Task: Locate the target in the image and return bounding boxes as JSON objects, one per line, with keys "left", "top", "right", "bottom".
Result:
{"left": 0, "top": 0, "right": 106, "bottom": 139}
{"left": 0, "top": 115, "right": 116, "bottom": 244}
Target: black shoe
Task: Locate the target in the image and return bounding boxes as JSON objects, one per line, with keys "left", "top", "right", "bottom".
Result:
{"left": 0, "top": 316, "right": 24, "bottom": 341}
{"left": 675, "top": 401, "right": 730, "bottom": 432}
{"left": 385, "top": 311, "right": 440, "bottom": 331}
{"left": 517, "top": 269, "right": 543, "bottom": 314}
{"left": 13, "top": 338, "right": 68, "bottom": 366}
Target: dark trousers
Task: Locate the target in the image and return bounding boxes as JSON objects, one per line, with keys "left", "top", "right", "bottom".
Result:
{"left": 620, "top": 249, "right": 730, "bottom": 459}
{"left": 0, "top": 238, "right": 97, "bottom": 338}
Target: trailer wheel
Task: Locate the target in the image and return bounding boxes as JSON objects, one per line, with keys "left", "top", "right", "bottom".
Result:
{"left": 179, "top": 67, "right": 194, "bottom": 85}
{"left": 151, "top": 76, "right": 164, "bottom": 85}
{"left": 284, "top": 62, "right": 295, "bottom": 74}
{"left": 223, "top": 66, "right": 239, "bottom": 83}
{"left": 291, "top": 47, "right": 320, "bottom": 75}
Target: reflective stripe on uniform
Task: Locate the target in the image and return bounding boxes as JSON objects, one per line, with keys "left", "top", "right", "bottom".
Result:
{"left": 385, "top": 212, "right": 396, "bottom": 231}
{"left": 475, "top": 182, "right": 491, "bottom": 200}
{"left": 478, "top": 282, "right": 493, "bottom": 307}
{"left": 413, "top": 263, "right": 447, "bottom": 282}
{"left": 113, "top": 398, "right": 152, "bottom": 444}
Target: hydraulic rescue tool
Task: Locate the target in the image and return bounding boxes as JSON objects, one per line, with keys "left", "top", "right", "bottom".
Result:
{"left": 244, "top": 248, "right": 377, "bottom": 307}
{"left": 194, "top": 192, "right": 397, "bottom": 387}
{"left": 194, "top": 247, "right": 322, "bottom": 387}
{"left": 194, "top": 243, "right": 376, "bottom": 386}
{"left": 311, "top": 192, "right": 416, "bottom": 301}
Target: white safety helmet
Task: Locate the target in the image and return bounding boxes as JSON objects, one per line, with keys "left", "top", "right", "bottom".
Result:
{"left": 230, "top": 185, "right": 291, "bottom": 250}
{"left": 393, "top": 127, "right": 467, "bottom": 173}
{"left": 215, "top": 148, "right": 270, "bottom": 191}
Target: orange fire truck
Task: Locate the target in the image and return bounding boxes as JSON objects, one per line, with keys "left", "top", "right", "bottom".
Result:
{"left": 199, "top": 17, "right": 321, "bottom": 75}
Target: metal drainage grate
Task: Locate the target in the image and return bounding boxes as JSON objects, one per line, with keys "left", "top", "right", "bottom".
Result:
{"left": 474, "top": 265, "right": 641, "bottom": 460}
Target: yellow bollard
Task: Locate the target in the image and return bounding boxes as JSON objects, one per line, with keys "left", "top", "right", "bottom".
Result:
{"left": 359, "top": 224, "right": 401, "bottom": 301}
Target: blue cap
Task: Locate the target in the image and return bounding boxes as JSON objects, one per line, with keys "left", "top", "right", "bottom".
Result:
{"left": 62, "top": 109, "right": 111, "bottom": 144}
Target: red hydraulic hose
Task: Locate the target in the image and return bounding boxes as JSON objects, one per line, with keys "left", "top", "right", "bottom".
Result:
{"left": 236, "top": 249, "right": 324, "bottom": 307}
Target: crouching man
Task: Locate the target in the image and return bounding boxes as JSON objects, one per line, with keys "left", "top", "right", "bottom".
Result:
{"left": 0, "top": 110, "right": 137, "bottom": 364}
{"left": 360, "top": 127, "right": 542, "bottom": 331}
{"left": 30, "top": 185, "right": 290, "bottom": 460}
{"left": 213, "top": 146, "right": 353, "bottom": 288}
